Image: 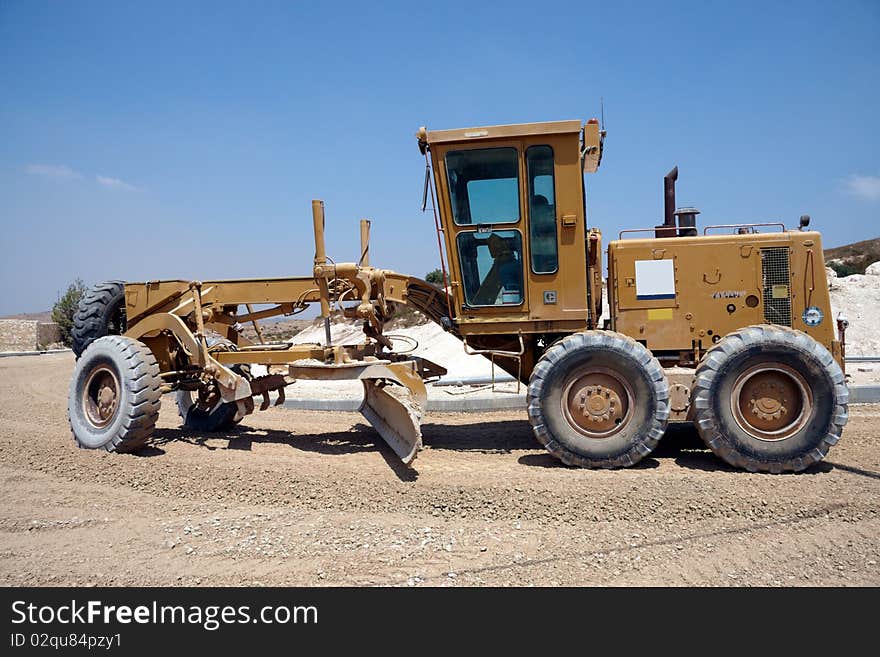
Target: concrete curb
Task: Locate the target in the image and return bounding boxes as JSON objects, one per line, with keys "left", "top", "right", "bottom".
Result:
{"left": 282, "top": 385, "right": 880, "bottom": 413}
{"left": 283, "top": 393, "right": 527, "bottom": 414}
{"left": 0, "top": 348, "right": 71, "bottom": 358}
{"left": 851, "top": 385, "right": 880, "bottom": 404}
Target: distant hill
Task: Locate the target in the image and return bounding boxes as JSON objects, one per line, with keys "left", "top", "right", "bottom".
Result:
{"left": 825, "top": 237, "right": 880, "bottom": 275}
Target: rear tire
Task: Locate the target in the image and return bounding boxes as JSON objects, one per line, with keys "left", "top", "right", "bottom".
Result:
{"left": 176, "top": 391, "right": 238, "bottom": 432}
{"left": 71, "top": 281, "right": 127, "bottom": 358}
{"left": 68, "top": 336, "right": 161, "bottom": 452}
{"left": 527, "top": 331, "right": 669, "bottom": 468}
{"left": 176, "top": 364, "right": 250, "bottom": 432}
{"left": 691, "top": 324, "right": 848, "bottom": 473}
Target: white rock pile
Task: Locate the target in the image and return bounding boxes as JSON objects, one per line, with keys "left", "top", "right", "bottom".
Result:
{"left": 827, "top": 261, "right": 880, "bottom": 356}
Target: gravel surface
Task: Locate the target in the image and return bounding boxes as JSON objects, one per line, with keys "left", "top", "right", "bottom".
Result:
{"left": 1, "top": 352, "right": 878, "bottom": 586}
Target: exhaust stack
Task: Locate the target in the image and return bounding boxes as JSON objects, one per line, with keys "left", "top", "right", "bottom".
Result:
{"left": 675, "top": 207, "right": 700, "bottom": 237}
{"left": 656, "top": 166, "right": 679, "bottom": 238}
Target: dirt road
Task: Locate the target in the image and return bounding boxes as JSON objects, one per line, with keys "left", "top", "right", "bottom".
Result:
{"left": 1, "top": 353, "right": 878, "bottom": 586}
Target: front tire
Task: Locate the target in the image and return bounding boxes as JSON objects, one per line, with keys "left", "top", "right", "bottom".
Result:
{"left": 691, "top": 325, "right": 848, "bottom": 473}
{"left": 527, "top": 331, "right": 670, "bottom": 468}
{"left": 68, "top": 336, "right": 161, "bottom": 452}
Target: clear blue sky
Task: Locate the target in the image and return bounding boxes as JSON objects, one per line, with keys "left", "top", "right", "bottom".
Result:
{"left": 1, "top": 0, "right": 878, "bottom": 316}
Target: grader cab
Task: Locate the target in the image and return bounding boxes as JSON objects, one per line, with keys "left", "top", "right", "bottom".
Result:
{"left": 67, "top": 119, "right": 848, "bottom": 473}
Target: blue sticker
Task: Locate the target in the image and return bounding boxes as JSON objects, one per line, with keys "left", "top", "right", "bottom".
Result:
{"left": 802, "top": 306, "right": 824, "bottom": 327}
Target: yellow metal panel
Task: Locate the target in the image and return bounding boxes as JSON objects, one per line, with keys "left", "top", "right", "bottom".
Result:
{"left": 608, "top": 230, "right": 836, "bottom": 354}
{"left": 426, "top": 120, "right": 582, "bottom": 145}
{"left": 613, "top": 252, "right": 679, "bottom": 311}
{"left": 582, "top": 122, "right": 602, "bottom": 173}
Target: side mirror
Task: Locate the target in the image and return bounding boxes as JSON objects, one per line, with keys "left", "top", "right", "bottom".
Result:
{"left": 799, "top": 214, "right": 811, "bottom": 230}
{"left": 416, "top": 126, "right": 428, "bottom": 155}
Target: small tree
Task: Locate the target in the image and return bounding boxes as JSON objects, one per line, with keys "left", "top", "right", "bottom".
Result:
{"left": 425, "top": 269, "right": 444, "bottom": 285}
{"left": 52, "top": 278, "right": 87, "bottom": 347}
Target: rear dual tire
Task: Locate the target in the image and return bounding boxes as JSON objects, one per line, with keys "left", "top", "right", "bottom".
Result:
{"left": 526, "top": 326, "right": 845, "bottom": 473}
{"left": 692, "top": 324, "right": 847, "bottom": 473}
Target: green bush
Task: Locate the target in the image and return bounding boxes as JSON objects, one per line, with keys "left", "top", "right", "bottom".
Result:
{"left": 828, "top": 261, "right": 860, "bottom": 278}
{"left": 52, "top": 278, "right": 87, "bottom": 346}
{"left": 425, "top": 269, "right": 444, "bottom": 285}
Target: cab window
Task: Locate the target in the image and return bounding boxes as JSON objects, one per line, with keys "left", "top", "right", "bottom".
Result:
{"left": 445, "top": 148, "right": 520, "bottom": 225}
{"left": 527, "top": 146, "right": 558, "bottom": 274}
{"left": 456, "top": 230, "right": 524, "bottom": 307}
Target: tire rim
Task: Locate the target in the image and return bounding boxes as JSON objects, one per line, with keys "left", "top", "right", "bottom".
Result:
{"left": 561, "top": 366, "right": 634, "bottom": 439}
{"left": 730, "top": 363, "right": 812, "bottom": 441}
{"left": 82, "top": 364, "right": 121, "bottom": 429}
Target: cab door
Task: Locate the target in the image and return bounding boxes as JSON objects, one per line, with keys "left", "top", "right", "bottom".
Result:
{"left": 434, "top": 143, "right": 529, "bottom": 318}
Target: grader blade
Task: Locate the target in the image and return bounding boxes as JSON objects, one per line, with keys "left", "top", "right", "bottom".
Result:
{"left": 359, "top": 360, "right": 427, "bottom": 464}
{"left": 360, "top": 379, "right": 424, "bottom": 464}
{"left": 288, "top": 359, "right": 429, "bottom": 465}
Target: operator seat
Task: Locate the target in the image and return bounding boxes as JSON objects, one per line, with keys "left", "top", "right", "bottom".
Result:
{"left": 471, "top": 233, "right": 522, "bottom": 305}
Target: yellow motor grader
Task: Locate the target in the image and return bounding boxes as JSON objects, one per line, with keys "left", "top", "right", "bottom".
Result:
{"left": 68, "top": 119, "right": 847, "bottom": 472}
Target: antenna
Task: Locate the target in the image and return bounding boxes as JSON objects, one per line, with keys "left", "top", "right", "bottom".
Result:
{"left": 600, "top": 96, "right": 605, "bottom": 131}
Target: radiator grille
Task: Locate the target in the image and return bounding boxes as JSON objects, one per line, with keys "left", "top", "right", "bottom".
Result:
{"left": 761, "top": 247, "right": 791, "bottom": 326}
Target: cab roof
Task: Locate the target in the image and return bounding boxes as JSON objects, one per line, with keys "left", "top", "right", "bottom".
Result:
{"left": 423, "top": 120, "right": 582, "bottom": 145}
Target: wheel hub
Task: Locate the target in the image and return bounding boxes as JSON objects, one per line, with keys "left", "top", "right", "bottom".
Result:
{"left": 749, "top": 381, "right": 789, "bottom": 421}
{"left": 563, "top": 370, "right": 632, "bottom": 438}
{"left": 732, "top": 364, "right": 811, "bottom": 440}
{"left": 83, "top": 365, "right": 120, "bottom": 428}
{"left": 577, "top": 384, "right": 624, "bottom": 428}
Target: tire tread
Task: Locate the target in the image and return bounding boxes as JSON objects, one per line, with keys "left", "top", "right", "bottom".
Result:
{"left": 71, "top": 281, "right": 126, "bottom": 358}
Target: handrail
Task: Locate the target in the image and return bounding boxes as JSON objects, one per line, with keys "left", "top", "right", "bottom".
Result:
{"left": 618, "top": 228, "right": 672, "bottom": 239}
{"left": 618, "top": 223, "right": 789, "bottom": 239}
{"left": 462, "top": 334, "right": 525, "bottom": 358}
{"left": 462, "top": 334, "right": 525, "bottom": 392}
{"left": 703, "top": 222, "right": 786, "bottom": 235}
